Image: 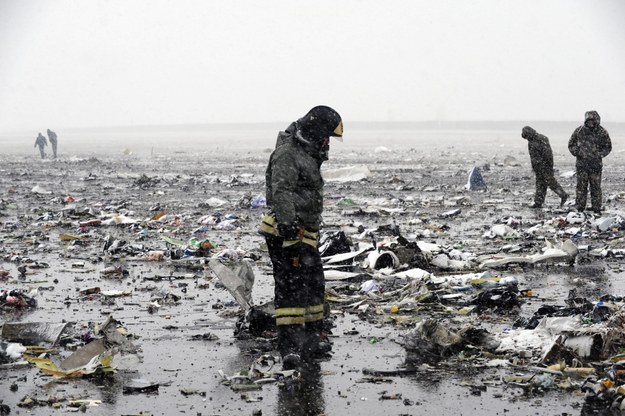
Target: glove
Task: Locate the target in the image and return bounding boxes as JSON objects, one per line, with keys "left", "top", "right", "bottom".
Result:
{"left": 278, "top": 223, "right": 302, "bottom": 240}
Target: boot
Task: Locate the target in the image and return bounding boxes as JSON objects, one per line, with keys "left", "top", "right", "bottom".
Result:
{"left": 302, "top": 323, "right": 333, "bottom": 361}
{"left": 302, "top": 333, "right": 332, "bottom": 361}
{"left": 559, "top": 193, "right": 569, "bottom": 207}
{"left": 282, "top": 353, "right": 302, "bottom": 370}
{"left": 277, "top": 325, "right": 305, "bottom": 369}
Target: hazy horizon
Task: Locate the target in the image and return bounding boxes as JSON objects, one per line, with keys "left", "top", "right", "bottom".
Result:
{"left": 4, "top": 119, "right": 625, "bottom": 137}
{"left": 3, "top": 121, "right": 623, "bottom": 158}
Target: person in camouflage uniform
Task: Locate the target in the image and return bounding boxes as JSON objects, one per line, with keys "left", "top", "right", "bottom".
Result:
{"left": 521, "top": 126, "right": 568, "bottom": 208}
{"left": 34, "top": 132, "right": 47, "bottom": 159}
{"left": 568, "top": 111, "right": 612, "bottom": 214}
{"left": 47, "top": 129, "right": 58, "bottom": 159}
{"left": 261, "top": 106, "right": 343, "bottom": 369}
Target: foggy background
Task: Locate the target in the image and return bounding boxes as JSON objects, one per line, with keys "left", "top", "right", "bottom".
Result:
{"left": 1, "top": 0, "right": 624, "bottom": 137}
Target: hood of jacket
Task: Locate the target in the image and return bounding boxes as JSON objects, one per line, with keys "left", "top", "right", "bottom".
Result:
{"left": 585, "top": 111, "right": 601, "bottom": 129}
{"left": 276, "top": 121, "right": 329, "bottom": 164}
{"left": 522, "top": 126, "right": 537, "bottom": 140}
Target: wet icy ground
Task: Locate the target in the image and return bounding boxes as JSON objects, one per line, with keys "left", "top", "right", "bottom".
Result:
{"left": 1, "top": 124, "right": 625, "bottom": 415}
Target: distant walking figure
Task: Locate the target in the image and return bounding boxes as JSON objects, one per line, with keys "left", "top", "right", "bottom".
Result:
{"left": 568, "top": 111, "right": 612, "bottom": 214}
{"left": 521, "top": 126, "right": 568, "bottom": 208}
{"left": 47, "top": 129, "right": 58, "bottom": 158}
{"left": 34, "top": 132, "right": 47, "bottom": 159}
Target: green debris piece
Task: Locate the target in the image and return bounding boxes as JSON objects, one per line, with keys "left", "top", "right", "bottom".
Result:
{"left": 160, "top": 235, "right": 185, "bottom": 246}
{"left": 336, "top": 197, "right": 355, "bottom": 206}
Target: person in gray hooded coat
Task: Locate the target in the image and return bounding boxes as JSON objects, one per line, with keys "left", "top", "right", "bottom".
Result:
{"left": 521, "top": 126, "right": 568, "bottom": 208}
{"left": 47, "top": 129, "right": 58, "bottom": 159}
{"left": 568, "top": 111, "right": 612, "bottom": 214}
{"left": 34, "top": 132, "right": 47, "bottom": 159}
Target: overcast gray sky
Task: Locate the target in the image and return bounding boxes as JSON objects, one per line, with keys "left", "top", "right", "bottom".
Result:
{"left": 1, "top": 0, "right": 624, "bottom": 131}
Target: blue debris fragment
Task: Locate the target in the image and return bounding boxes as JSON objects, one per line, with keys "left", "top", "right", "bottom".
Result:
{"left": 466, "top": 166, "right": 487, "bottom": 191}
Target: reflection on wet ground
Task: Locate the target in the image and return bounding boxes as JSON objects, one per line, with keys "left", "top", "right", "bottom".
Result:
{"left": 277, "top": 363, "right": 325, "bottom": 416}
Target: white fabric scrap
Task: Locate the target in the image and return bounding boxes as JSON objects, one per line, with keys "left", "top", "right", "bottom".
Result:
{"left": 322, "top": 165, "right": 371, "bottom": 183}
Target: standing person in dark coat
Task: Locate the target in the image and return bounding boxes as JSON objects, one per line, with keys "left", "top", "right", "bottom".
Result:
{"left": 34, "top": 132, "right": 47, "bottom": 159}
{"left": 568, "top": 111, "right": 612, "bottom": 214}
{"left": 47, "top": 129, "right": 58, "bottom": 159}
{"left": 260, "top": 105, "right": 343, "bottom": 370}
{"left": 522, "top": 126, "right": 568, "bottom": 208}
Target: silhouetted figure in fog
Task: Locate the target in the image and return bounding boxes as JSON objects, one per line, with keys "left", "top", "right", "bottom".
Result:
{"left": 34, "top": 132, "right": 47, "bottom": 159}
{"left": 521, "top": 126, "right": 568, "bottom": 208}
{"left": 47, "top": 129, "right": 58, "bottom": 158}
{"left": 568, "top": 111, "right": 612, "bottom": 214}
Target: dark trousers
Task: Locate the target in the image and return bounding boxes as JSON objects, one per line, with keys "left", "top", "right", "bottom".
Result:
{"left": 534, "top": 173, "right": 567, "bottom": 205}
{"left": 266, "top": 237, "right": 325, "bottom": 357}
{"left": 576, "top": 169, "right": 602, "bottom": 211}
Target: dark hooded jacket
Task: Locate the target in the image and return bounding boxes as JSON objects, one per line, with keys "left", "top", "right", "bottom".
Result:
{"left": 265, "top": 107, "right": 342, "bottom": 232}
{"left": 522, "top": 126, "right": 554, "bottom": 175}
{"left": 34, "top": 133, "right": 47, "bottom": 148}
{"left": 265, "top": 122, "right": 325, "bottom": 231}
{"left": 568, "top": 111, "right": 612, "bottom": 173}
{"left": 47, "top": 129, "right": 57, "bottom": 145}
